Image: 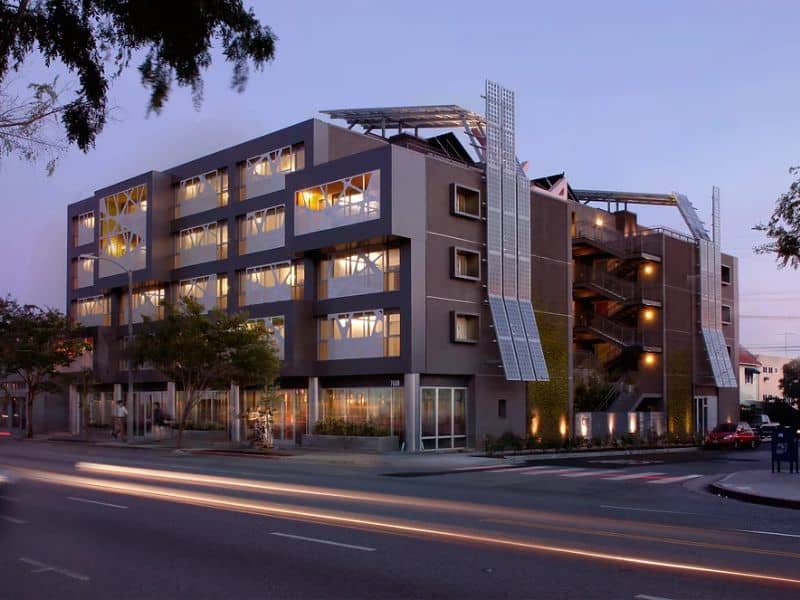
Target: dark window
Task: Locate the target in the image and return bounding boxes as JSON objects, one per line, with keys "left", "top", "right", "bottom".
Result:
{"left": 451, "top": 184, "right": 480, "bottom": 219}
{"left": 452, "top": 247, "right": 481, "bottom": 280}
{"left": 498, "top": 399, "right": 506, "bottom": 419}
{"left": 721, "top": 264, "right": 731, "bottom": 285}
{"left": 722, "top": 305, "right": 732, "bottom": 324}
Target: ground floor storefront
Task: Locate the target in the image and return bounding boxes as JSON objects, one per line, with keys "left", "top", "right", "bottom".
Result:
{"left": 70, "top": 373, "right": 528, "bottom": 452}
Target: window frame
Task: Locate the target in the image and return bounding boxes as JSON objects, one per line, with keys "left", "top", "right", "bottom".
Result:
{"left": 721, "top": 304, "right": 733, "bottom": 325}
{"left": 721, "top": 264, "right": 732, "bottom": 285}
{"left": 450, "top": 183, "right": 481, "bottom": 220}
{"left": 451, "top": 311, "right": 480, "bottom": 344}
{"left": 451, "top": 247, "right": 481, "bottom": 281}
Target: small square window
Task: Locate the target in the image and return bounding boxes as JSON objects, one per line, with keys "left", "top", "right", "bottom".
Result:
{"left": 452, "top": 247, "right": 481, "bottom": 280}
{"left": 452, "top": 312, "right": 479, "bottom": 343}
{"left": 721, "top": 264, "right": 731, "bottom": 285}
{"left": 498, "top": 399, "right": 507, "bottom": 419}
{"left": 451, "top": 184, "right": 480, "bottom": 219}
{"left": 722, "top": 305, "right": 732, "bottom": 324}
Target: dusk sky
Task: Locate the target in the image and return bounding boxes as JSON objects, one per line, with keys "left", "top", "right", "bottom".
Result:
{"left": 2, "top": 0, "right": 800, "bottom": 355}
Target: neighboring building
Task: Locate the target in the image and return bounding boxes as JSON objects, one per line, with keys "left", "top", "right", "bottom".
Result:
{"left": 757, "top": 354, "right": 789, "bottom": 401}
{"left": 739, "top": 347, "right": 762, "bottom": 406}
{"left": 63, "top": 81, "right": 739, "bottom": 450}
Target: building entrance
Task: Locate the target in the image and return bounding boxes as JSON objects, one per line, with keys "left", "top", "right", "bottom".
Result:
{"left": 420, "top": 387, "right": 467, "bottom": 450}
{"left": 693, "top": 395, "right": 718, "bottom": 435}
{"left": 0, "top": 396, "right": 24, "bottom": 433}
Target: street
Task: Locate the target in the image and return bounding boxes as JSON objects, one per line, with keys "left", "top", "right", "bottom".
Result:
{"left": 2, "top": 441, "right": 800, "bottom": 599}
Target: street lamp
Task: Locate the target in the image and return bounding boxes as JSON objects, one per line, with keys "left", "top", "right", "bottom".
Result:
{"left": 79, "top": 254, "right": 134, "bottom": 443}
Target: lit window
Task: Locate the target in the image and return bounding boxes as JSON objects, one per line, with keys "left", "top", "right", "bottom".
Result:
{"left": 452, "top": 184, "right": 480, "bottom": 219}
{"left": 453, "top": 247, "right": 480, "bottom": 280}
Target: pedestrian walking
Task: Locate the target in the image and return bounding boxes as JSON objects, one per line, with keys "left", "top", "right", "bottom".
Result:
{"left": 112, "top": 400, "right": 128, "bottom": 441}
{"left": 152, "top": 401, "right": 166, "bottom": 440}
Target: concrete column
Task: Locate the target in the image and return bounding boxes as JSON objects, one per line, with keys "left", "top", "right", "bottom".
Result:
{"left": 166, "top": 382, "right": 176, "bottom": 421}
{"left": 229, "top": 383, "right": 240, "bottom": 443}
{"left": 68, "top": 384, "right": 80, "bottom": 435}
{"left": 113, "top": 384, "right": 122, "bottom": 404}
{"left": 404, "top": 373, "right": 420, "bottom": 452}
{"left": 308, "top": 377, "right": 320, "bottom": 426}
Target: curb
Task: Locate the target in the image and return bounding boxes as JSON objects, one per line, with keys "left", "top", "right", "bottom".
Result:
{"left": 708, "top": 481, "right": 800, "bottom": 510}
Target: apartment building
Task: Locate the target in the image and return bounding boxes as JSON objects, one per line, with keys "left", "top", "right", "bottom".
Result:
{"left": 65, "top": 81, "right": 739, "bottom": 450}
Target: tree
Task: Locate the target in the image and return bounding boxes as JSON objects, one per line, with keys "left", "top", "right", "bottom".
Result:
{"left": 131, "top": 297, "right": 280, "bottom": 448}
{"left": 0, "top": 296, "right": 91, "bottom": 437}
{"left": 0, "top": 1, "right": 277, "bottom": 172}
{"left": 755, "top": 166, "right": 800, "bottom": 267}
{"left": 780, "top": 358, "right": 800, "bottom": 403}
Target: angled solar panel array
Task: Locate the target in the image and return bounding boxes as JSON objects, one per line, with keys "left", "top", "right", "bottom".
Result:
{"left": 680, "top": 189, "right": 736, "bottom": 388}
{"left": 485, "top": 81, "right": 548, "bottom": 382}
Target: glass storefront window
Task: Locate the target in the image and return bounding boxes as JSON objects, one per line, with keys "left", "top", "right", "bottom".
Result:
{"left": 420, "top": 387, "right": 467, "bottom": 451}
{"left": 319, "top": 387, "right": 404, "bottom": 437}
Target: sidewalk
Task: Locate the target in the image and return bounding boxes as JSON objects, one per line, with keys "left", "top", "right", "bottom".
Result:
{"left": 710, "top": 469, "right": 800, "bottom": 509}
{"left": 34, "top": 431, "right": 702, "bottom": 473}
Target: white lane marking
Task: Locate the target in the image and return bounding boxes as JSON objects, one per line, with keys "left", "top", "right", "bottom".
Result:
{"left": 647, "top": 475, "right": 702, "bottom": 485}
{"left": 600, "top": 505, "right": 699, "bottom": 515}
{"left": 19, "top": 557, "right": 90, "bottom": 581}
{"left": 494, "top": 465, "right": 553, "bottom": 474}
{"left": 603, "top": 471, "right": 665, "bottom": 481}
{"left": 269, "top": 532, "right": 376, "bottom": 552}
{"left": 735, "top": 529, "right": 800, "bottom": 539}
{"left": 0, "top": 515, "right": 27, "bottom": 524}
{"left": 560, "top": 469, "right": 619, "bottom": 478}
{"left": 67, "top": 496, "right": 128, "bottom": 510}
{"left": 521, "top": 468, "right": 582, "bottom": 476}
{"left": 635, "top": 595, "right": 676, "bottom": 600}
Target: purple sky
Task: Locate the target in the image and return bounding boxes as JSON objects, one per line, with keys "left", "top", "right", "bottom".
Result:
{"left": 2, "top": 0, "right": 800, "bottom": 355}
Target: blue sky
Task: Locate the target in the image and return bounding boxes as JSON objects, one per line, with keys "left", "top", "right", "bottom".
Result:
{"left": 2, "top": 0, "right": 800, "bottom": 354}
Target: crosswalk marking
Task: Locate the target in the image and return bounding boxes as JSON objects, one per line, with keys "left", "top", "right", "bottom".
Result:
{"left": 493, "top": 465, "right": 703, "bottom": 485}
{"left": 647, "top": 474, "right": 702, "bottom": 485}
{"left": 602, "top": 471, "right": 665, "bottom": 481}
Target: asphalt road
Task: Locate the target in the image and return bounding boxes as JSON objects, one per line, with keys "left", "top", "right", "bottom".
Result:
{"left": 2, "top": 440, "right": 800, "bottom": 599}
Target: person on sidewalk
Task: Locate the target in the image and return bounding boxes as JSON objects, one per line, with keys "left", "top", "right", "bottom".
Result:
{"left": 152, "top": 402, "right": 166, "bottom": 441}
{"left": 112, "top": 401, "right": 128, "bottom": 441}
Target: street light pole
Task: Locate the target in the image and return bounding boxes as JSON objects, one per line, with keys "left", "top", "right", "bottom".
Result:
{"left": 79, "top": 254, "right": 134, "bottom": 444}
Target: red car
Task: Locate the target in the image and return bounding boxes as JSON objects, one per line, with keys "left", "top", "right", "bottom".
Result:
{"left": 705, "top": 422, "right": 760, "bottom": 449}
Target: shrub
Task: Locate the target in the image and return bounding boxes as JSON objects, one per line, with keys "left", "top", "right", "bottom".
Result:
{"left": 313, "top": 418, "right": 389, "bottom": 437}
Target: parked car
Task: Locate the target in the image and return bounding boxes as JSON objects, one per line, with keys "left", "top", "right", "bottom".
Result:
{"left": 704, "top": 422, "right": 760, "bottom": 449}
{"left": 748, "top": 414, "right": 780, "bottom": 441}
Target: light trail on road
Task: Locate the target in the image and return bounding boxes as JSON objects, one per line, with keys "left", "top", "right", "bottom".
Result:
{"left": 12, "top": 465, "right": 800, "bottom": 589}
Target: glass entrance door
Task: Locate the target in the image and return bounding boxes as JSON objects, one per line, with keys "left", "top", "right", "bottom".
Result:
{"left": 420, "top": 387, "right": 467, "bottom": 450}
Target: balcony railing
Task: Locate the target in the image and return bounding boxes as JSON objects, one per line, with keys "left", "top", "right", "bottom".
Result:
{"left": 576, "top": 314, "right": 661, "bottom": 349}
{"left": 174, "top": 243, "right": 228, "bottom": 268}
{"left": 574, "top": 264, "right": 662, "bottom": 302}
{"left": 573, "top": 222, "right": 663, "bottom": 258}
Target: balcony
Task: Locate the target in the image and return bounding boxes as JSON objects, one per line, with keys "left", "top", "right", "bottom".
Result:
{"left": 175, "top": 223, "right": 228, "bottom": 268}
{"left": 240, "top": 144, "right": 304, "bottom": 201}
{"left": 319, "top": 249, "right": 400, "bottom": 299}
{"left": 239, "top": 262, "right": 303, "bottom": 306}
{"left": 73, "top": 257, "right": 94, "bottom": 289}
{"left": 74, "top": 296, "right": 110, "bottom": 327}
{"left": 121, "top": 289, "right": 166, "bottom": 324}
{"left": 175, "top": 170, "right": 228, "bottom": 218}
{"left": 177, "top": 275, "right": 228, "bottom": 312}
{"left": 295, "top": 170, "right": 380, "bottom": 236}
{"left": 239, "top": 206, "right": 285, "bottom": 254}
{"left": 73, "top": 211, "right": 94, "bottom": 246}
{"left": 318, "top": 310, "right": 400, "bottom": 360}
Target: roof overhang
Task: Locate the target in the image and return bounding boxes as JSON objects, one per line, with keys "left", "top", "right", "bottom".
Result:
{"left": 321, "top": 105, "right": 485, "bottom": 132}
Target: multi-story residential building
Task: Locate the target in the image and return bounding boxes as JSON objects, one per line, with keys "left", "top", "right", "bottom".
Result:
{"left": 756, "top": 354, "right": 790, "bottom": 401}
{"left": 739, "top": 347, "right": 762, "bottom": 406}
{"left": 64, "top": 81, "right": 739, "bottom": 450}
